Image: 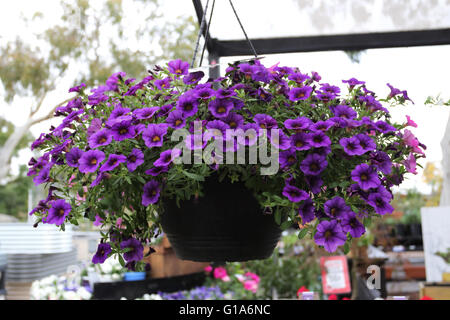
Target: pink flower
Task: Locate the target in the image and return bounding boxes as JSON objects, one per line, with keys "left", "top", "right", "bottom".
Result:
{"left": 404, "top": 153, "right": 417, "bottom": 174}
{"left": 213, "top": 267, "right": 229, "bottom": 281}
{"left": 297, "top": 286, "right": 309, "bottom": 298}
{"left": 93, "top": 215, "right": 104, "bottom": 227}
{"left": 204, "top": 265, "right": 213, "bottom": 273}
{"left": 403, "top": 129, "right": 425, "bottom": 156}
{"left": 116, "top": 217, "right": 126, "bottom": 230}
{"left": 328, "top": 294, "right": 338, "bottom": 300}
{"left": 244, "top": 272, "right": 260, "bottom": 284}
{"left": 406, "top": 115, "right": 418, "bottom": 128}
{"left": 243, "top": 280, "right": 258, "bottom": 293}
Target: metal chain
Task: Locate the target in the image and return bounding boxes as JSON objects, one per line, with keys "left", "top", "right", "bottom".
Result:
{"left": 228, "top": 0, "right": 258, "bottom": 58}
{"left": 199, "top": 0, "right": 216, "bottom": 67}
{"left": 191, "top": 0, "right": 211, "bottom": 68}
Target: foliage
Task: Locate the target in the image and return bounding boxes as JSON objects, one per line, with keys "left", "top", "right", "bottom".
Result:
{"left": 28, "top": 58, "right": 424, "bottom": 270}
{"left": 242, "top": 234, "right": 321, "bottom": 299}
{"left": 0, "top": 165, "right": 33, "bottom": 220}
{"left": 390, "top": 188, "right": 424, "bottom": 225}
{"left": 0, "top": 0, "right": 197, "bottom": 181}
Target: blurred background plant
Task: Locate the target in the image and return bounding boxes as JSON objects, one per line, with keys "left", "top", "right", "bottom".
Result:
{"left": 0, "top": 0, "right": 197, "bottom": 220}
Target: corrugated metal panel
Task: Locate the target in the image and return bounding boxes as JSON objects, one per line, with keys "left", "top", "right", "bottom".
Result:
{"left": 6, "top": 249, "right": 78, "bottom": 282}
{"left": 0, "top": 252, "right": 7, "bottom": 266}
{"left": 0, "top": 223, "right": 73, "bottom": 254}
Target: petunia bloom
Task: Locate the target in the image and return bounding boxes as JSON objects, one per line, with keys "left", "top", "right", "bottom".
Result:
{"left": 45, "top": 199, "right": 71, "bottom": 226}
{"left": 351, "top": 163, "right": 380, "bottom": 190}
{"left": 282, "top": 185, "right": 309, "bottom": 203}
{"left": 142, "top": 180, "right": 161, "bottom": 206}
{"left": 142, "top": 124, "right": 168, "bottom": 148}
{"left": 92, "top": 243, "right": 112, "bottom": 264}
{"left": 79, "top": 150, "right": 105, "bottom": 173}
{"left": 120, "top": 238, "right": 144, "bottom": 262}
{"left": 314, "top": 220, "right": 347, "bottom": 253}
{"left": 100, "top": 154, "right": 127, "bottom": 172}
{"left": 127, "top": 148, "right": 145, "bottom": 172}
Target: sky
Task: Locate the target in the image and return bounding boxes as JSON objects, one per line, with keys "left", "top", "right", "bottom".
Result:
{"left": 1, "top": 0, "right": 450, "bottom": 194}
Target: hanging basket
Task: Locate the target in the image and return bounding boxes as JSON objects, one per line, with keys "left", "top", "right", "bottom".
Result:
{"left": 160, "top": 175, "right": 282, "bottom": 262}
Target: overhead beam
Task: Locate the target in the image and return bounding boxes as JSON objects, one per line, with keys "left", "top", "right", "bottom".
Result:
{"left": 209, "top": 28, "right": 450, "bottom": 57}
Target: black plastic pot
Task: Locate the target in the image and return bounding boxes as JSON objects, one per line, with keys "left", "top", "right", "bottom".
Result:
{"left": 160, "top": 176, "right": 282, "bottom": 262}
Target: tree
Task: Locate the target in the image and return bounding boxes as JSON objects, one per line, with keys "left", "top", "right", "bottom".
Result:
{"left": 0, "top": 0, "right": 198, "bottom": 182}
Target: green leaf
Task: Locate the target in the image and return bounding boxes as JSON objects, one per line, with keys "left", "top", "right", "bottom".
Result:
{"left": 182, "top": 170, "right": 205, "bottom": 182}
{"left": 343, "top": 242, "right": 350, "bottom": 254}
{"left": 274, "top": 209, "right": 282, "bottom": 225}
{"left": 280, "top": 220, "right": 293, "bottom": 230}
{"left": 118, "top": 255, "right": 126, "bottom": 267}
{"left": 298, "top": 228, "right": 308, "bottom": 240}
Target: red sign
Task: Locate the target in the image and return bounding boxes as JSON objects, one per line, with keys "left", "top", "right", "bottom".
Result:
{"left": 320, "top": 256, "right": 351, "bottom": 295}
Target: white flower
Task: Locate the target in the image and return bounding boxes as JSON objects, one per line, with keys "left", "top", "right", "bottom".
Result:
{"left": 76, "top": 287, "right": 92, "bottom": 300}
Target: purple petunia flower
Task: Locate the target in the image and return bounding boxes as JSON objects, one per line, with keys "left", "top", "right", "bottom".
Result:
{"left": 157, "top": 104, "right": 174, "bottom": 117}
{"left": 290, "top": 132, "right": 311, "bottom": 151}
{"left": 339, "top": 136, "right": 364, "bottom": 156}
{"left": 153, "top": 149, "right": 182, "bottom": 167}
{"left": 324, "top": 196, "right": 351, "bottom": 219}
{"left": 284, "top": 117, "right": 312, "bottom": 131}
{"left": 341, "top": 212, "right": 366, "bottom": 238}
{"left": 142, "top": 180, "right": 161, "bottom": 206}
{"left": 176, "top": 94, "right": 199, "bottom": 117}
{"left": 254, "top": 114, "right": 278, "bottom": 130}
{"left": 306, "top": 175, "right": 323, "bottom": 194}
{"left": 282, "top": 185, "right": 309, "bottom": 203}
{"left": 154, "top": 77, "right": 172, "bottom": 90}
{"left": 142, "top": 124, "right": 168, "bottom": 148}
{"left": 342, "top": 77, "right": 365, "bottom": 89}
{"left": 269, "top": 130, "right": 291, "bottom": 150}
{"left": 351, "top": 163, "right": 380, "bottom": 190}
{"left": 111, "top": 120, "right": 136, "bottom": 141}
{"left": 222, "top": 112, "right": 244, "bottom": 130}
{"left": 356, "top": 133, "right": 377, "bottom": 153}
{"left": 208, "top": 99, "right": 234, "bottom": 119}
{"left": 168, "top": 59, "right": 189, "bottom": 76}
{"left": 298, "top": 198, "right": 315, "bottom": 223}
{"left": 45, "top": 199, "right": 71, "bottom": 226}
{"left": 79, "top": 150, "right": 105, "bottom": 173}
{"left": 193, "top": 87, "right": 216, "bottom": 101}
{"left": 288, "top": 86, "right": 313, "bottom": 101}
{"left": 300, "top": 153, "right": 328, "bottom": 176}
{"left": 236, "top": 123, "right": 260, "bottom": 146}
{"left": 166, "top": 109, "right": 186, "bottom": 129}
{"left": 107, "top": 106, "right": 131, "bottom": 126}
{"left": 100, "top": 154, "right": 127, "bottom": 172}
{"left": 120, "top": 238, "right": 144, "bottom": 262}
{"left": 205, "top": 120, "right": 230, "bottom": 142}
{"left": 279, "top": 150, "right": 297, "bottom": 168}
{"left": 145, "top": 166, "right": 169, "bottom": 177}
{"left": 89, "top": 129, "right": 112, "bottom": 148}
{"left": 66, "top": 147, "right": 84, "bottom": 167}
{"left": 87, "top": 118, "right": 103, "bottom": 139}
{"left": 69, "top": 83, "right": 86, "bottom": 93}
{"left": 314, "top": 220, "right": 347, "bottom": 253}
{"left": 333, "top": 104, "right": 357, "bottom": 120}
{"left": 366, "top": 193, "right": 394, "bottom": 215}
{"left": 370, "top": 151, "right": 393, "bottom": 175}
{"left": 374, "top": 120, "right": 396, "bottom": 133}
{"left": 32, "top": 162, "right": 52, "bottom": 185}
{"left": 183, "top": 71, "right": 204, "bottom": 85}
{"left": 311, "top": 120, "right": 334, "bottom": 132}
{"left": 126, "top": 148, "right": 145, "bottom": 172}
{"left": 92, "top": 243, "right": 112, "bottom": 264}
{"left": 288, "top": 72, "right": 310, "bottom": 84}
{"left": 133, "top": 107, "right": 160, "bottom": 120}
{"left": 309, "top": 131, "right": 331, "bottom": 148}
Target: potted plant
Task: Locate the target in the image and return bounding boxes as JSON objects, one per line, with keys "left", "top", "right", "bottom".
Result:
{"left": 28, "top": 59, "right": 424, "bottom": 269}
